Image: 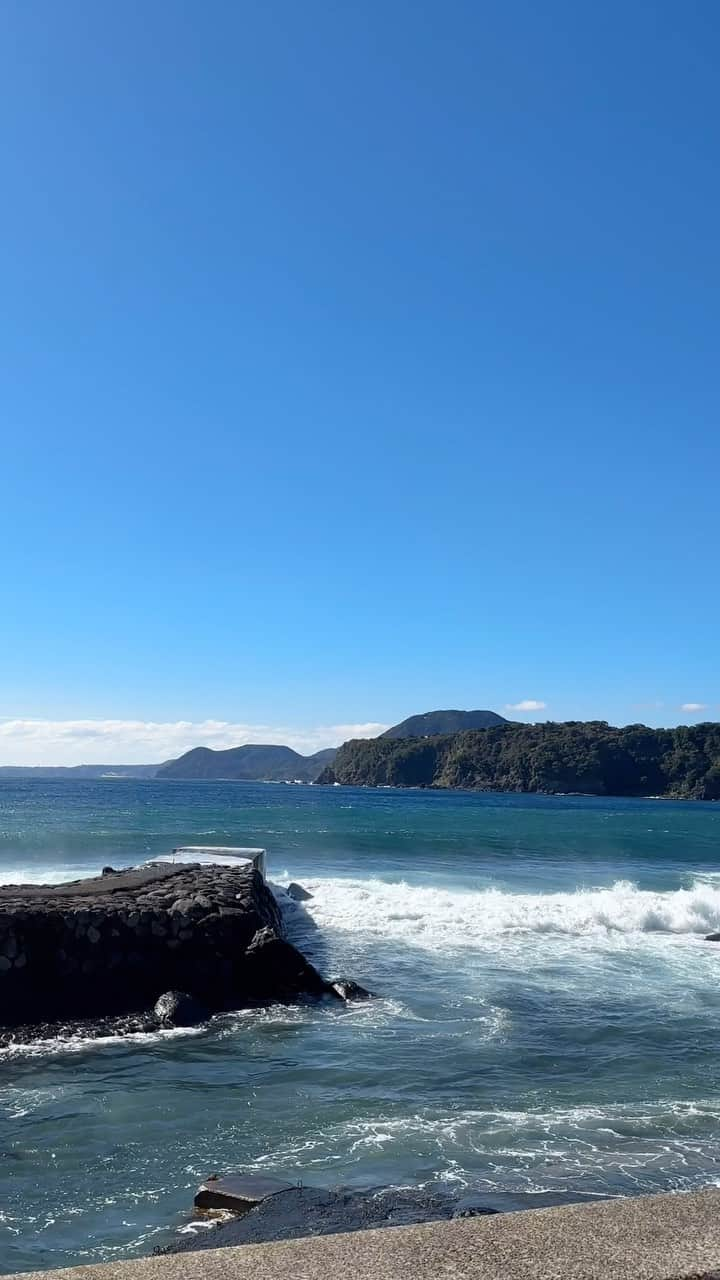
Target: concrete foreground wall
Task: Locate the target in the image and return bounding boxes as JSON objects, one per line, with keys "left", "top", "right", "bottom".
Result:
{"left": 9, "top": 1187, "right": 720, "bottom": 1280}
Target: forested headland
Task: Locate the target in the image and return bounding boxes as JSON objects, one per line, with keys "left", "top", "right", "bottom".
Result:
{"left": 319, "top": 721, "right": 720, "bottom": 800}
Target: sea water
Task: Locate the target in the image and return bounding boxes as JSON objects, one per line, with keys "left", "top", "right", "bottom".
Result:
{"left": 1, "top": 780, "right": 719, "bottom": 1273}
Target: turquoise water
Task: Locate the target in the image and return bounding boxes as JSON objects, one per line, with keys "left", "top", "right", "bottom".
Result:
{"left": 1, "top": 780, "right": 720, "bottom": 1274}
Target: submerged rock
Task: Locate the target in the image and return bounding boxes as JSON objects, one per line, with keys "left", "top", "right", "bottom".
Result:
{"left": 158, "top": 1186, "right": 459, "bottom": 1254}
{"left": 286, "top": 882, "right": 313, "bottom": 902}
{"left": 156, "top": 1183, "right": 611, "bottom": 1257}
{"left": 154, "top": 991, "right": 210, "bottom": 1027}
{"left": 705, "top": 932, "right": 720, "bottom": 942}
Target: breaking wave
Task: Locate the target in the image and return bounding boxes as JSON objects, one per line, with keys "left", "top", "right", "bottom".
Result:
{"left": 293, "top": 876, "right": 720, "bottom": 948}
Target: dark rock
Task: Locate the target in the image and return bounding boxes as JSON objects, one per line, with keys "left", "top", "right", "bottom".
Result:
{"left": 158, "top": 1186, "right": 458, "bottom": 1255}
{"left": 286, "top": 883, "right": 313, "bottom": 902}
{"left": 154, "top": 991, "right": 210, "bottom": 1027}
{"left": 328, "top": 978, "right": 374, "bottom": 1001}
{"left": 170, "top": 898, "right": 194, "bottom": 915}
{"left": 101, "top": 866, "right": 117, "bottom": 876}
{"left": 0, "top": 1011, "right": 158, "bottom": 1047}
{"left": 155, "top": 1183, "right": 614, "bottom": 1256}
{"left": 243, "top": 927, "right": 327, "bottom": 999}
{"left": 705, "top": 932, "right": 720, "bottom": 942}
{"left": 452, "top": 1196, "right": 501, "bottom": 1218}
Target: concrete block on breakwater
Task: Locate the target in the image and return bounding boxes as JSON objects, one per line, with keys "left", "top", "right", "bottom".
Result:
{"left": 0, "top": 862, "right": 329, "bottom": 1028}
{"left": 194, "top": 1174, "right": 297, "bottom": 1214}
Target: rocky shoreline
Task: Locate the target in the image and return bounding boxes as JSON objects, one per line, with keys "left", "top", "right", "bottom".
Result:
{"left": 156, "top": 1184, "right": 611, "bottom": 1256}
{"left": 0, "top": 864, "right": 354, "bottom": 1035}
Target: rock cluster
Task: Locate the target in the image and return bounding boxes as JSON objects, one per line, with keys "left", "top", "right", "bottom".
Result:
{"left": 157, "top": 1183, "right": 612, "bottom": 1257}
{"left": 157, "top": 1187, "right": 483, "bottom": 1255}
{"left": 0, "top": 864, "right": 332, "bottom": 1028}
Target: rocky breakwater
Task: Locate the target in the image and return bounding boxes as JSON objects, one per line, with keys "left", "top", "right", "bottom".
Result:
{"left": 0, "top": 863, "right": 332, "bottom": 1031}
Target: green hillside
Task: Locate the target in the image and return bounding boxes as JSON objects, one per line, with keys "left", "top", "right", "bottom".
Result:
{"left": 157, "top": 744, "right": 336, "bottom": 782}
{"left": 319, "top": 721, "right": 720, "bottom": 800}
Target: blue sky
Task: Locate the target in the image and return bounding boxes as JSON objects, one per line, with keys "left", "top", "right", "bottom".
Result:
{"left": 1, "top": 1, "right": 718, "bottom": 763}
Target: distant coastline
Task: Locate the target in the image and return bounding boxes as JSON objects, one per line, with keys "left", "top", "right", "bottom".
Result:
{"left": 0, "top": 764, "right": 159, "bottom": 780}
{"left": 3, "top": 713, "right": 719, "bottom": 800}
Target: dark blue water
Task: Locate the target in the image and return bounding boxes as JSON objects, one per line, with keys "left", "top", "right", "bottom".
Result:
{"left": 1, "top": 781, "right": 719, "bottom": 1274}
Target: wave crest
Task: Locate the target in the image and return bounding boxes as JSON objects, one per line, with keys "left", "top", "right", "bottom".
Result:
{"left": 296, "top": 877, "right": 720, "bottom": 947}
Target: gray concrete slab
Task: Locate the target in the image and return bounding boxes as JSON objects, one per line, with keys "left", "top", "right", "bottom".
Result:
{"left": 8, "top": 1187, "right": 720, "bottom": 1280}
{"left": 0, "top": 864, "right": 192, "bottom": 899}
{"left": 194, "top": 1174, "right": 296, "bottom": 1213}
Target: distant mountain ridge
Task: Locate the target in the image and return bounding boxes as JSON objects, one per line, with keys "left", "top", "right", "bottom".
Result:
{"left": 382, "top": 709, "right": 508, "bottom": 738}
{"left": 156, "top": 744, "right": 337, "bottom": 782}
{"left": 0, "top": 712, "right": 512, "bottom": 781}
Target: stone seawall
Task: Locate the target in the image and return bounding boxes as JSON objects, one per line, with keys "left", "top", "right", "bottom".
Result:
{"left": 0, "top": 864, "right": 327, "bottom": 1027}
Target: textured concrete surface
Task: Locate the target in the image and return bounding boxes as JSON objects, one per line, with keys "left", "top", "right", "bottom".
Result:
{"left": 8, "top": 1187, "right": 720, "bottom": 1280}
{"left": 194, "top": 1174, "right": 296, "bottom": 1213}
{"left": 0, "top": 865, "right": 188, "bottom": 899}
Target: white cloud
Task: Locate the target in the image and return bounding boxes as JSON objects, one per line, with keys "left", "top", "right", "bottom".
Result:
{"left": 505, "top": 700, "right": 547, "bottom": 713}
{"left": 0, "top": 718, "right": 390, "bottom": 767}
{"left": 680, "top": 703, "right": 707, "bottom": 713}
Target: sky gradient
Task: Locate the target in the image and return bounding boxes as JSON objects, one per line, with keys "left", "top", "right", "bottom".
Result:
{"left": 1, "top": 1, "right": 718, "bottom": 763}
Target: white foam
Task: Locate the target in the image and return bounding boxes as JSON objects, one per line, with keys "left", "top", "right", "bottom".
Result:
{"left": 0, "top": 865, "right": 93, "bottom": 886}
{"left": 0, "top": 1024, "right": 205, "bottom": 1061}
{"left": 294, "top": 876, "right": 720, "bottom": 949}
{"left": 236, "top": 1097, "right": 720, "bottom": 1195}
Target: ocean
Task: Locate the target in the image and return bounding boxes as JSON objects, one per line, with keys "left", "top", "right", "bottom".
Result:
{"left": 1, "top": 779, "right": 720, "bottom": 1274}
